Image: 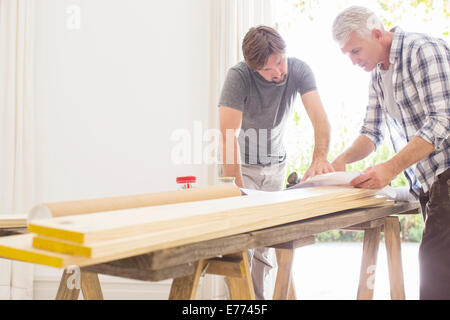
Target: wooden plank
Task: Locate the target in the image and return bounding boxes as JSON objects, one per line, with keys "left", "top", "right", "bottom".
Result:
{"left": 0, "top": 215, "right": 27, "bottom": 229}
{"left": 28, "top": 187, "right": 378, "bottom": 244}
{"left": 83, "top": 262, "right": 195, "bottom": 282}
{"left": 342, "top": 218, "right": 385, "bottom": 231}
{"left": 0, "top": 233, "right": 210, "bottom": 269}
{"left": 0, "top": 234, "right": 72, "bottom": 268}
{"left": 104, "top": 234, "right": 252, "bottom": 273}
{"left": 269, "top": 236, "right": 315, "bottom": 249}
{"left": 384, "top": 216, "right": 406, "bottom": 300}
{"left": 205, "top": 256, "right": 245, "bottom": 278}
{"left": 396, "top": 209, "right": 420, "bottom": 215}
{"left": 357, "top": 226, "right": 382, "bottom": 300}
{"left": 29, "top": 195, "right": 389, "bottom": 261}
{"left": 357, "top": 199, "right": 395, "bottom": 209}
{"left": 30, "top": 184, "right": 242, "bottom": 219}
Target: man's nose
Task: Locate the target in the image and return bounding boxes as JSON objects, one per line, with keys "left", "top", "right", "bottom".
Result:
{"left": 273, "top": 68, "right": 282, "bottom": 77}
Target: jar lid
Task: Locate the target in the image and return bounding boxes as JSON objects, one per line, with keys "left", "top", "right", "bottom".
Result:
{"left": 176, "top": 176, "right": 197, "bottom": 184}
{"left": 218, "top": 177, "right": 236, "bottom": 183}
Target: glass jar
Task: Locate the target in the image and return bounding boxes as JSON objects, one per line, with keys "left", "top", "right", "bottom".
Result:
{"left": 218, "top": 177, "right": 236, "bottom": 185}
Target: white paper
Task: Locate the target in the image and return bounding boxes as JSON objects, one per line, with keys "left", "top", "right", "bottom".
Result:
{"left": 240, "top": 189, "right": 271, "bottom": 196}
{"left": 378, "top": 186, "right": 416, "bottom": 202}
{"left": 241, "top": 172, "right": 361, "bottom": 196}
{"left": 242, "top": 171, "right": 417, "bottom": 203}
{"left": 288, "top": 171, "right": 362, "bottom": 189}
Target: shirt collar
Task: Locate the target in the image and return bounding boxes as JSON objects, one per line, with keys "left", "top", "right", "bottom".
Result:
{"left": 388, "top": 26, "right": 405, "bottom": 65}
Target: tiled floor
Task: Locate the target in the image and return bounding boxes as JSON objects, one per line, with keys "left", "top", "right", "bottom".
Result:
{"left": 292, "top": 242, "right": 420, "bottom": 300}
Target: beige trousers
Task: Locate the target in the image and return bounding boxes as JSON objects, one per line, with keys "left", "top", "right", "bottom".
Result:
{"left": 241, "top": 161, "right": 287, "bottom": 300}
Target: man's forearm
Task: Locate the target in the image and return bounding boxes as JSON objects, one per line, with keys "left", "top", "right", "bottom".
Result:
{"left": 341, "top": 135, "right": 376, "bottom": 164}
{"left": 221, "top": 135, "right": 244, "bottom": 188}
{"left": 350, "top": 136, "right": 436, "bottom": 190}
{"left": 386, "top": 136, "right": 435, "bottom": 176}
{"left": 312, "top": 120, "right": 331, "bottom": 161}
{"left": 332, "top": 135, "right": 376, "bottom": 171}
{"left": 300, "top": 115, "right": 334, "bottom": 181}
{"left": 303, "top": 91, "right": 331, "bottom": 161}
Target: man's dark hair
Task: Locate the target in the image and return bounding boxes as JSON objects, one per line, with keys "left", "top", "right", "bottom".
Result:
{"left": 242, "top": 26, "right": 286, "bottom": 71}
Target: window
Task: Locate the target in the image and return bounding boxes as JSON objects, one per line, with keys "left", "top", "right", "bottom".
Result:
{"left": 275, "top": 0, "right": 450, "bottom": 188}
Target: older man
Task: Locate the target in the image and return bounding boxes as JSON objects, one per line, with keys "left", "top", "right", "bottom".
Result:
{"left": 332, "top": 6, "right": 450, "bottom": 299}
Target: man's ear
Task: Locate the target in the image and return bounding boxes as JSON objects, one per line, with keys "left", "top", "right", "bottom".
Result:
{"left": 372, "top": 29, "right": 383, "bottom": 41}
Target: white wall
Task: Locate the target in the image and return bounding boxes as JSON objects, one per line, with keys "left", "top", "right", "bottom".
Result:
{"left": 33, "top": 0, "right": 214, "bottom": 299}
{"left": 35, "top": 0, "right": 212, "bottom": 201}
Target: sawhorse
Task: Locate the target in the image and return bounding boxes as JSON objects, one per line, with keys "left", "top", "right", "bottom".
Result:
{"left": 271, "top": 216, "right": 406, "bottom": 300}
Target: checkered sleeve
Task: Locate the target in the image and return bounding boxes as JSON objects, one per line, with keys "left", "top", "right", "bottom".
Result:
{"left": 360, "top": 76, "right": 386, "bottom": 150}
{"left": 410, "top": 41, "right": 450, "bottom": 151}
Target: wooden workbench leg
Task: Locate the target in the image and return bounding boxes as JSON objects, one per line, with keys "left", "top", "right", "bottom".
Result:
{"left": 80, "top": 271, "right": 104, "bottom": 300}
{"left": 384, "top": 216, "right": 406, "bottom": 300}
{"left": 169, "top": 260, "right": 205, "bottom": 300}
{"left": 225, "top": 252, "right": 255, "bottom": 300}
{"left": 357, "top": 226, "right": 382, "bottom": 300}
{"left": 56, "top": 268, "right": 81, "bottom": 300}
{"left": 273, "top": 248, "right": 296, "bottom": 300}
{"left": 288, "top": 278, "right": 296, "bottom": 300}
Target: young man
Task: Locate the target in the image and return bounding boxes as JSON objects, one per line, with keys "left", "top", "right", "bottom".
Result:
{"left": 219, "top": 26, "right": 334, "bottom": 300}
{"left": 332, "top": 6, "right": 450, "bottom": 299}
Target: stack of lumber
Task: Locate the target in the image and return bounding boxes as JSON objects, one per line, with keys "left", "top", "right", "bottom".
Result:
{"left": 0, "top": 185, "right": 392, "bottom": 269}
{"left": 0, "top": 215, "right": 28, "bottom": 229}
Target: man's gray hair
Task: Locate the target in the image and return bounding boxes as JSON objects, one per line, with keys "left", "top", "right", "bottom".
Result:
{"left": 332, "top": 6, "right": 385, "bottom": 48}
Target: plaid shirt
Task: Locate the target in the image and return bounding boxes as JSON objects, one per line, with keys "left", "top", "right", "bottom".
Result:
{"left": 360, "top": 27, "right": 450, "bottom": 197}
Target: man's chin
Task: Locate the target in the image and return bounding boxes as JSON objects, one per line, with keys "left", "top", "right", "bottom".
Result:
{"left": 273, "top": 75, "right": 286, "bottom": 83}
{"left": 364, "top": 65, "right": 375, "bottom": 72}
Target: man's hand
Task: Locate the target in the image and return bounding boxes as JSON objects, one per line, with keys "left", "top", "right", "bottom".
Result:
{"left": 301, "top": 158, "right": 335, "bottom": 182}
{"left": 350, "top": 162, "right": 396, "bottom": 190}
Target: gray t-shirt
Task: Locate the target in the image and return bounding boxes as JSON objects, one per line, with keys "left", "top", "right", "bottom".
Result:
{"left": 219, "top": 57, "right": 317, "bottom": 165}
